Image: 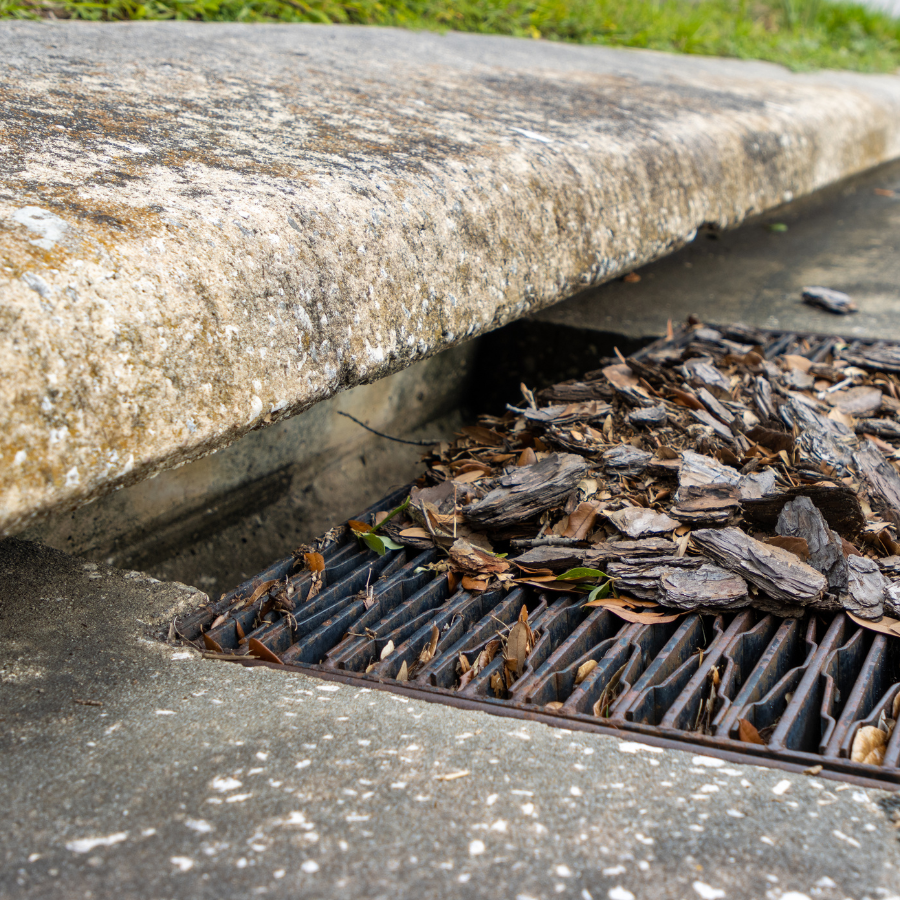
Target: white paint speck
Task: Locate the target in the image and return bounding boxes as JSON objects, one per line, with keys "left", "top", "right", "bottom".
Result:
{"left": 510, "top": 127, "right": 553, "bottom": 144}
{"left": 171, "top": 856, "right": 194, "bottom": 872}
{"left": 832, "top": 830, "right": 861, "bottom": 848}
{"left": 226, "top": 793, "right": 252, "bottom": 803}
{"left": 346, "top": 814, "right": 370, "bottom": 823}
{"left": 64, "top": 466, "right": 80, "bottom": 488}
{"left": 155, "top": 710, "right": 175, "bottom": 716}
{"left": 814, "top": 878, "right": 836, "bottom": 889}
{"left": 13, "top": 450, "right": 26, "bottom": 465}
{"left": 772, "top": 780, "right": 791, "bottom": 796}
{"left": 617, "top": 741, "right": 664, "bottom": 754}
{"left": 726, "top": 809, "right": 745, "bottom": 818}
{"left": 210, "top": 777, "right": 242, "bottom": 793}
{"left": 66, "top": 833, "right": 128, "bottom": 854}
{"left": 301, "top": 860, "right": 319, "bottom": 874}
{"left": 490, "top": 820, "right": 507, "bottom": 833}
{"left": 184, "top": 819, "right": 212, "bottom": 834}
{"left": 296, "top": 760, "right": 311, "bottom": 769}
{"left": 171, "top": 652, "right": 192, "bottom": 660}
{"left": 608, "top": 888, "right": 635, "bottom": 900}
{"left": 602, "top": 865, "right": 626, "bottom": 876}
{"left": 469, "top": 840, "right": 485, "bottom": 856}
{"left": 780, "top": 894, "right": 811, "bottom": 900}
{"left": 693, "top": 883, "right": 725, "bottom": 899}
{"left": 317, "top": 684, "right": 340, "bottom": 692}
{"left": 691, "top": 756, "right": 725, "bottom": 768}
{"left": 570, "top": 786, "right": 582, "bottom": 797}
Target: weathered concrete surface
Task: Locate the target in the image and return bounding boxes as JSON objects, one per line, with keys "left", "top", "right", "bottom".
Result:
{"left": 19, "top": 340, "right": 475, "bottom": 597}
{"left": 5, "top": 23, "right": 900, "bottom": 536}
{"left": 536, "top": 156, "right": 900, "bottom": 341}
{"left": 3, "top": 536, "right": 900, "bottom": 900}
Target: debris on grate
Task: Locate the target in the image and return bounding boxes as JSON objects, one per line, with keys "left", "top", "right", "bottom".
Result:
{"left": 174, "top": 321, "right": 900, "bottom": 787}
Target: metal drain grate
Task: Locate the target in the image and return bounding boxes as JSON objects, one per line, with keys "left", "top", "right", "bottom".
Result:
{"left": 174, "top": 327, "right": 900, "bottom": 790}
{"left": 175, "top": 486, "right": 900, "bottom": 788}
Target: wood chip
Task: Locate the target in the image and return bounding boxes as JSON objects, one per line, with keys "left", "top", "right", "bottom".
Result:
{"left": 463, "top": 453, "right": 590, "bottom": 529}
{"left": 692, "top": 527, "right": 827, "bottom": 605}
{"left": 606, "top": 506, "right": 680, "bottom": 538}
{"left": 660, "top": 564, "right": 749, "bottom": 610}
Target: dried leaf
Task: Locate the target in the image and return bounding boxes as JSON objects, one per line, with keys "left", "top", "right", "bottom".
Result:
{"left": 507, "top": 622, "right": 533, "bottom": 677}
{"left": 738, "top": 718, "right": 765, "bottom": 745}
{"left": 562, "top": 501, "right": 600, "bottom": 540}
{"left": 851, "top": 725, "right": 887, "bottom": 765}
{"left": 765, "top": 536, "right": 811, "bottom": 561}
{"left": 517, "top": 447, "right": 537, "bottom": 467}
{"left": 575, "top": 660, "right": 598, "bottom": 684}
{"left": 583, "top": 596, "right": 683, "bottom": 624}
{"left": 458, "top": 653, "right": 471, "bottom": 674}
{"left": 380, "top": 640, "right": 395, "bottom": 661}
{"left": 347, "top": 519, "right": 372, "bottom": 533}
{"left": 202, "top": 632, "right": 224, "bottom": 653}
{"left": 396, "top": 660, "right": 409, "bottom": 682}
{"left": 248, "top": 638, "right": 283, "bottom": 665}
{"left": 419, "top": 625, "right": 440, "bottom": 665}
{"left": 399, "top": 527, "right": 432, "bottom": 539}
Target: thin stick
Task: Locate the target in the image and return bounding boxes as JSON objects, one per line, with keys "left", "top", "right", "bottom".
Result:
{"left": 337, "top": 411, "right": 438, "bottom": 446}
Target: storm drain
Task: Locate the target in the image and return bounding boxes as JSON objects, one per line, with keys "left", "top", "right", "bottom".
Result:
{"left": 174, "top": 326, "right": 900, "bottom": 789}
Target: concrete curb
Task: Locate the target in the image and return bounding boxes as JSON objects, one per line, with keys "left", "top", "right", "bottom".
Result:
{"left": 4, "top": 22, "right": 900, "bottom": 533}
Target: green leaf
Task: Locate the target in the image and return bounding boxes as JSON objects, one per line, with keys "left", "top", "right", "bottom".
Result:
{"left": 556, "top": 567, "right": 608, "bottom": 582}
{"left": 361, "top": 532, "right": 388, "bottom": 556}
{"left": 587, "top": 582, "right": 612, "bottom": 601}
{"left": 360, "top": 531, "right": 403, "bottom": 555}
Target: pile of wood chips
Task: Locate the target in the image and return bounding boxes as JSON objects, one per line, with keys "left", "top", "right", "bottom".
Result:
{"left": 378, "top": 320, "right": 900, "bottom": 635}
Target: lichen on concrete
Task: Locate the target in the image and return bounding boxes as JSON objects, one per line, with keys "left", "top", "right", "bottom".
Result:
{"left": 3, "top": 21, "right": 900, "bottom": 534}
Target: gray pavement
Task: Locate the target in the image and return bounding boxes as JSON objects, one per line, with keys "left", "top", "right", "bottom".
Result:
{"left": 3, "top": 536, "right": 900, "bottom": 900}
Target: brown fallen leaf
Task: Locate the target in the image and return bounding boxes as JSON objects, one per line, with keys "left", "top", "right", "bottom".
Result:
{"left": 506, "top": 617, "right": 534, "bottom": 678}
{"left": 400, "top": 527, "right": 432, "bottom": 539}
{"left": 419, "top": 625, "right": 440, "bottom": 665}
{"left": 848, "top": 611, "right": 900, "bottom": 637}
{"left": 804, "top": 764, "right": 823, "bottom": 776}
{"left": 583, "top": 596, "right": 683, "bottom": 624}
{"left": 575, "top": 659, "right": 598, "bottom": 685}
{"left": 248, "top": 638, "right": 283, "bottom": 665}
{"left": 562, "top": 501, "right": 600, "bottom": 540}
{"left": 304, "top": 552, "right": 325, "bottom": 572}
{"left": 202, "top": 632, "right": 224, "bottom": 653}
{"left": 396, "top": 660, "right": 409, "bottom": 682}
{"left": 738, "top": 718, "right": 765, "bottom": 745}
{"left": 765, "top": 535, "right": 811, "bottom": 562}
{"left": 238, "top": 578, "right": 278, "bottom": 610}
{"left": 851, "top": 725, "right": 887, "bottom": 766}
{"left": 347, "top": 519, "right": 372, "bottom": 533}
{"left": 517, "top": 447, "right": 537, "bottom": 467}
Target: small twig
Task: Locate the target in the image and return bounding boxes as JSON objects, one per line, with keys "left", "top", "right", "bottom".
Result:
{"left": 337, "top": 411, "right": 439, "bottom": 446}
{"left": 510, "top": 536, "right": 589, "bottom": 549}
{"left": 73, "top": 698, "right": 103, "bottom": 707}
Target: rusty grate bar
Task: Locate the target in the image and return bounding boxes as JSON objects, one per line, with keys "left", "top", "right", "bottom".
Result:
{"left": 175, "top": 327, "right": 900, "bottom": 789}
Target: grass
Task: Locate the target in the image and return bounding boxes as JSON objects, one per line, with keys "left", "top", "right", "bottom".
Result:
{"left": 3, "top": 0, "right": 900, "bottom": 73}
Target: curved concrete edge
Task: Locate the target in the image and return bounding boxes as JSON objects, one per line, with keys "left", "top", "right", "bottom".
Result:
{"left": 3, "top": 22, "right": 900, "bottom": 534}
